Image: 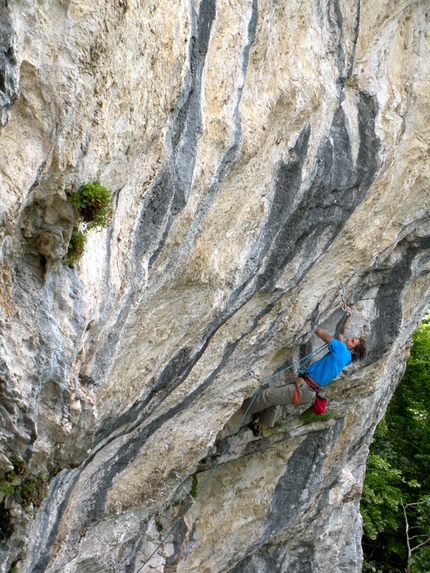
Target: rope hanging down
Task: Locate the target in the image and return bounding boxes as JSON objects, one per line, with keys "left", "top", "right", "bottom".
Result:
{"left": 137, "top": 289, "right": 351, "bottom": 572}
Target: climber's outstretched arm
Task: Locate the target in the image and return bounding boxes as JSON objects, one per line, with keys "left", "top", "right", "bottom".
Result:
{"left": 315, "top": 327, "right": 332, "bottom": 344}
{"left": 315, "top": 310, "right": 351, "bottom": 343}
{"left": 335, "top": 311, "right": 351, "bottom": 341}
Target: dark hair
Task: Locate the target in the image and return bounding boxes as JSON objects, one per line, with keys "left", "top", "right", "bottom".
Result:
{"left": 352, "top": 337, "right": 367, "bottom": 362}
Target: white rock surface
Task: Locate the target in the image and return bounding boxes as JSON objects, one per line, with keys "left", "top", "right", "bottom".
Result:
{"left": 0, "top": 0, "right": 429, "bottom": 572}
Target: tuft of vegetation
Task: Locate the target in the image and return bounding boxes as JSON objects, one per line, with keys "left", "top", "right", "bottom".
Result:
{"left": 191, "top": 474, "right": 198, "bottom": 499}
{"left": 5, "top": 471, "right": 16, "bottom": 483}
{"left": 11, "top": 459, "right": 26, "bottom": 476}
{"left": 0, "top": 458, "right": 49, "bottom": 511}
{"left": 19, "top": 473, "right": 49, "bottom": 508}
{"left": 66, "top": 181, "right": 114, "bottom": 266}
{"left": 299, "top": 408, "right": 338, "bottom": 424}
{"left": 66, "top": 229, "right": 86, "bottom": 267}
{"left": 69, "top": 181, "right": 113, "bottom": 231}
{"left": 2, "top": 459, "right": 27, "bottom": 488}
{"left": 0, "top": 481, "right": 14, "bottom": 495}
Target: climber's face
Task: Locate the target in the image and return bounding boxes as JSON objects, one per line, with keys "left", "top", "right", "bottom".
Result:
{"left": 344, "top": 337, "right": 360, "bottom": 354}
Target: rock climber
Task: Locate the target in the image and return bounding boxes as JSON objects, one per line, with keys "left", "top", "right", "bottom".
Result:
{"left": 241, "top": 308, "right": 367, "bottom": 436}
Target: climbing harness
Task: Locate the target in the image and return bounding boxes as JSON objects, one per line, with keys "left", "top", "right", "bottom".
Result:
{"left": 137, "top": 286, "right": 351, "bottom": 571}
{"left": 298, "top": 372, "right": 322, "bottom": 394}
{"left": 293, "top": 372, "right": 330, "bottom": 414}
{"left": 293, "top": 372, "right": 321, "bottom": 403}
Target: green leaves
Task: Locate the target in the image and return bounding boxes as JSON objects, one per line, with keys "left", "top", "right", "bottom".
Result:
{"left": 66, "top": 181, "right": 114, "bottom": 265}
{"left": 361, "top": 312, "right": 430, "bottom": 572}
{"left": 66, "top": 229, "right": 86, "bottom": 267}
{"left": 19, "top": 473, "right": 49, "bottom": 507}
{"left": 0, "top": 460, "right": 49, "bottom": 509}
{"left": 69, "top": 181, "right": 113, "bottom": 231}
{"left": 361, "top": 453, "right": 403, "bottom": 541}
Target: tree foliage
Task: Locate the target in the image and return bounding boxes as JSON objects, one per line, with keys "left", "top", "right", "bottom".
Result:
{"left": 361, "top": 314, "right": 430, "bottom": 573}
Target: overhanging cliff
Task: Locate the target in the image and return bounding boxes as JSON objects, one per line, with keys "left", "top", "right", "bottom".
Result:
{"left": 0, "top": 1, "right": 429, "bottom": 572}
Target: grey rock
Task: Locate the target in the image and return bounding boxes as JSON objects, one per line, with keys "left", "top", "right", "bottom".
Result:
{"left": 0, "top": 1, "right": 429, "bottom": 572}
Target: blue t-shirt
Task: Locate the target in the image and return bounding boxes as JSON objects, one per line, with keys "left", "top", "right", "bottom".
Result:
{"left": 306, "top": 338, "right": 352, "bottom": 386}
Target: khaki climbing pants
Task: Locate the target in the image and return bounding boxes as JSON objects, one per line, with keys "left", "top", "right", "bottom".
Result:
{"left": 240, "top": 377, "right": 316, "bottom": 428}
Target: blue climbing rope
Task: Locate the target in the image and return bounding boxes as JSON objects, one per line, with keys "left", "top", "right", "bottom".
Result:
{"left": 137, "top": 302, "right": 351, "bottom": 571}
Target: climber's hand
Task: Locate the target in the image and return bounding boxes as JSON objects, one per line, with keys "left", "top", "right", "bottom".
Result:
{"left": 342, "top": 302, "right": 352, "bottom": 316}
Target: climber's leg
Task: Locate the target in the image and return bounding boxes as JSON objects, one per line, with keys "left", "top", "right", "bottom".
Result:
{"left": 240, "top": 379, "right": 316, "bottom": 428}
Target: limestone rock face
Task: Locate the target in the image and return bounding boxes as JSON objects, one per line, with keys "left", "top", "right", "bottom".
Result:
{"left": 0, "top": 0, "right": 429, "bottom": 571}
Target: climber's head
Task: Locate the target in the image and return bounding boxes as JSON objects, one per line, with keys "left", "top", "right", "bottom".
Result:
{"left": 345, "top": 337, "right": 367, "bottom": 362}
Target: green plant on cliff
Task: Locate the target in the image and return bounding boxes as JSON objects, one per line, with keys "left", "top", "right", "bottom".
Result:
{"left": 361, "top": 313, "right": 430, "bottom": 573}
{"left": 191, "top": 474, "right": 198, "bottom": 499}
{"left": 66, "top": 181, "right": 114, "bottom": 265}
{"left": 1, "top": 458, "right": 49, "bottom": 510}
{"left": 69, "top": 181, "right": 113, "bottom": 231}
{"left": 66, "top": 229, "right": 87, "bottom": 267}
{"left": 19, "top": 473, "right": 49, "bottom": 508}
{"left": 299, "top": 408, "right": 338, "bottom": 424}
{"left": 11, "top": 458, "right": 26, "bottom": 476}
{"left": 0, "top": 482, "right": 14, "bottom": 495}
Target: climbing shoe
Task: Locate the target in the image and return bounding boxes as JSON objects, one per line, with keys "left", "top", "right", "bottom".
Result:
{"left": 248, "top": 422, "right": 261, "bottom": 437}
